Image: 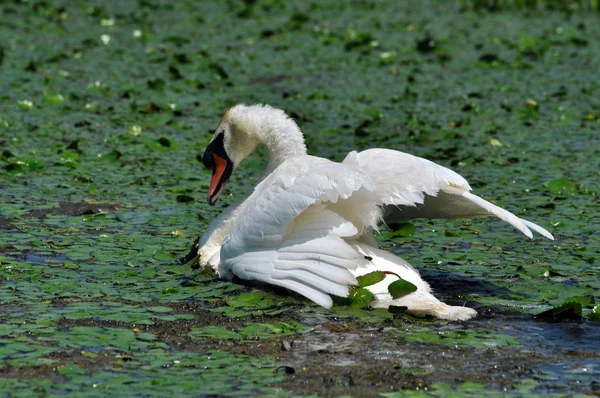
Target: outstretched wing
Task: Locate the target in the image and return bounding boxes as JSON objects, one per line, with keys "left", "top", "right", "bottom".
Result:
{"left": 344, "top": 149, "right": 553, "bottom": 240}
{"left": 220, "top": 155, "right": 376, "bottom": 308}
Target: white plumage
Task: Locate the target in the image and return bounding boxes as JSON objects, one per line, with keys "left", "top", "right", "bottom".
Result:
{"left": 195, "top": 104, "right": 553, "bottom": 321}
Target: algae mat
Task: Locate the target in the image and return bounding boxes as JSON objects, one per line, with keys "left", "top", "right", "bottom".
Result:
{"left": 0, "top": 0, "right": 598, "bottom": 396}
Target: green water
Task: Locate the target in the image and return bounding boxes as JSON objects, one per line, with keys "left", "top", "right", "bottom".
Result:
{"left": 0, "top": 1, "right": 598, "bottom": 396}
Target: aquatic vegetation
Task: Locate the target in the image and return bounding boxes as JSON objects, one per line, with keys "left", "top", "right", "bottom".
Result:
{"left": 0, "top": 0, "right": 597, "bottom": 396}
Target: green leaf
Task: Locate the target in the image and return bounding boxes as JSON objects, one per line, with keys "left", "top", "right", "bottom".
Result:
{"left": 545, "top": 177, "right": 577, "bottom": 195}
{"left": 587, "top": 305, "right": 600, "bottom": 320}
{"left": 389, "top": 223, "right": 417, "bottom": 237}
{"left": 87, "top": 184, "right": 99, "bottom": 195}
{"left": 349, "top": 287, "right": 373, "bottom": 308}
{"left": 135, "top": 332, "right": 158, "bottom": 342}
{"left": 42, "top": 92, "right": 65, "bottom": 106}
{"left": 63, "top": 261, "right": 79, "bottom": 270}
{"left": 143, "top": 137, "right": 171, "bottom": 152}
{"left": 56, "top": 364, "right": 87, "bottom": 377}
{"left": 226, "top": 291, "right": 265, "bottom": 308}
{"left": 540, "top": 267, "right": 563, "bottom": 278}
{"left": 189, "top": 326, "right": 239, "bottom": 340}
{"left": 189, "top": 322, "right": 306, "bottom": 340}
{"left": 356, "top": 271, "right": 386, "bottom": 287}
{"left": 146, "top": 306, "right": 173, "bottom": 313}
{"left": 388, "top": 278, "right": 417, "bottom": 299}
{"left": 563, "top": 295, "right": 594, "bottom": 308}
{"left": 536, "top": 301, "right": 583, "bottom": 320}
{"left": 240, "top": 322, "right": 306, "bottom": 339}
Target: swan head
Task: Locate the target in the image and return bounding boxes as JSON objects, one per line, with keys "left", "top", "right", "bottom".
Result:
{"left": 201, "top": 104, "right": 262, "bottom": 205}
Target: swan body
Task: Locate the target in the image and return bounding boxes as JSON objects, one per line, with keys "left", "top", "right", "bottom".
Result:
{"left": 194, "top": 104, "right": 553, "bottom": 321}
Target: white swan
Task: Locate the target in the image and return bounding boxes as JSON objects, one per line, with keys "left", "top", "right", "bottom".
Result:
{"left": 192, "top": 104, "right": 553, "bottom": 321}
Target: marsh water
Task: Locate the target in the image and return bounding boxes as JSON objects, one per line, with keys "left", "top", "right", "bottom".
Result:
{"left": 0, "top": 1, "right": 598, "bottom": 396}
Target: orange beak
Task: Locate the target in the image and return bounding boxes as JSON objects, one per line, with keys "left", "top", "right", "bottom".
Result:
{"left": 207, "top": 153, "right": 229, "bottom": 204}
{"left": 202, "top": 131, "right": 233, "bottom": 205}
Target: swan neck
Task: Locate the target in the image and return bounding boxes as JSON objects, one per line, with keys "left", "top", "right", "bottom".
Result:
{"left": 256, "top": 116, "right": 307, "bottom": 175}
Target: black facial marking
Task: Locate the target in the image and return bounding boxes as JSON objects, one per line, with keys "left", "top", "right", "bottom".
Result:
{"left": 202, "top": 131, "right": 234, "bottom": 205}
{"left": 202, "top": 131, "right": 227, "bottom": 169}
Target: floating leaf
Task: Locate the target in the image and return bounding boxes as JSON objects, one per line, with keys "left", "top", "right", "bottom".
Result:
{"left": 389, "top": 223, "right": 416, "bottom": 237}
{"left": 540, "top": 267, "right": 563, "bottom": 278}
{"left": 3, "top": 158, "right": 45, "bottom": 172}
{"left": 587, "top": 306, "right": 600, "bottom": 320}
{"left": 344, "top": 30, "right": 377, "bottom": 52}
{"left": 146, "top": 306, "right": 173, "bottom": 313}
{"left": 226, "top": 291, "right": 265, "bottom": 308}
{"left": 489, "top": 138, "right": 502, "bottom": 147}
{"left": 135, "top": 332, "right": 158, "bottom": 342}
{"left": 545, "top": 177, "right": 577, "bottom": 195}
{"left": 564, "top": 295, "right": 594, "bottom": 308}
{"left": 388, "top": 278, "right": 417, "bottom": 299}
{"left": 535, "top": 296, "right": 593, "bottom": 321}
{"left": 189, "top": 321, "right": 306, "bottom": 340}
{"left": 189, "top": 326, "right": 239, "bottom": 340}
{"left": 63, "top": 261, "right": 79, "bottom": 270}
{"left": 57, "top": 364, "right": 88, "bottom": 376}
{"left": 43, "top": 92, "right": 65, "bottom": 106}
{"left": 144, "top": 137, "right": 173, "bottom": 151}
{"left": 129, "top": 125, "right": 142, "bottom": 135}
{"left": 525, "top": 98, "right": 539, "bottom": 110}
{"left": 349, "top": 287, "right": 373, "bottom": 308}
{"left": 18, "top": 100, "right": 33, "bottom": 110}
{"left": 536, "top": 302, "right": 582, "bottom": 320}
{"left": 356, "top": 271, "right": 386, "bottom": 288}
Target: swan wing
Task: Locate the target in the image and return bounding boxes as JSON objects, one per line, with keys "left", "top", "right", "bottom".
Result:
{"left": 219, "top": 156, "right": 375, "bottom": 307}
{"left": 344, "top": 149, "right": 553, "bottom": 240}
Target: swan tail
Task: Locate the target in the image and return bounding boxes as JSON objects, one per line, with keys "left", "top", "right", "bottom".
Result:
{"left": 351, "top": 241, "right": 477, "bottom": 321}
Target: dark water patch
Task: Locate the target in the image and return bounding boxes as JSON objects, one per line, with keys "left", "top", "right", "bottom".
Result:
{"left": 0, "top": 244, "right": 17, "bottom": 255}
{"left": 278, "top": 319, "right": 558, "bottom": 396}
{"left": 421, "top": 268, "right": 519, "bottom": 298}
{"left": 473, "top": 312, "right": 600, "bottom": 354}
{"left": 0, "top": 216, "right": 14, "bottom": 230}
{"left": 537, "top": 361, "right": 600, "bottom": 394}
{"left": 0, "top": 305, "right": 27, "bottom": 314}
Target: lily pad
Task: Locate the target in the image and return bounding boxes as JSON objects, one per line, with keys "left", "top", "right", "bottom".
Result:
{"left": 388, "top": 279, "right": 418, "bottom": 299}
{"left": 356, "top": 271, "right": 386, "bottom": 287}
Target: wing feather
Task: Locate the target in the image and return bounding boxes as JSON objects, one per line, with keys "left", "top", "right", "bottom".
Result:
{"left": 220, "top": 156, "right": 374, "bottom": 307}
{"left": 345, "top": 149, "right": 553, "bottom": 240}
